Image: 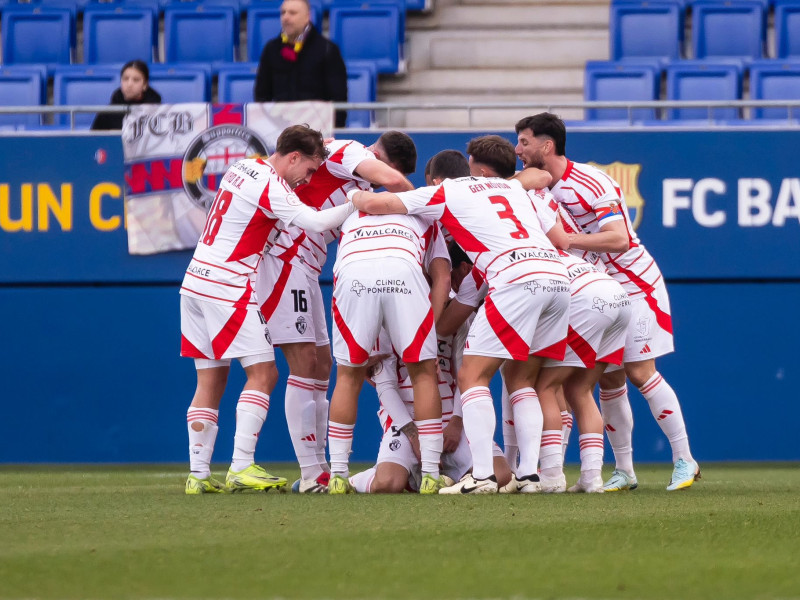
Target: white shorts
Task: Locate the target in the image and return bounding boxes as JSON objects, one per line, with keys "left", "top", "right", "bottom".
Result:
{"left": 332, "top": 257, "right": 436, "bottom": 367}
{"left": 464, "top": 280, "right": 570, "bottom": 361}
{"left": 607, "top": 278, "right": 675, "bottom": 371}
{"left": 180, "top": 295, "right": 274, "bottom": 362}
{"left": 545, "top": 278, "right": 632, "bottom": 368}
{"left": 256, "top": 254, "right": 329, "bottom": 347}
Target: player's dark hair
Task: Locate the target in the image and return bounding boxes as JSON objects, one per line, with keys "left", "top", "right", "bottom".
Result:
{"left": 514, "top": 112, "right": 566, "bottom": 156}
{"left": 466, "top": 135, "right": 517, "bottom": 179}
{"left": 429, "top": 150, "right": 470, "bottom": 180}
{"left": 121, "top": 59, "right": 149, "bottom": 83}
{"left": 377, "top": 131, "right": 417, "bottom": 175}
{"left": 448, "top": 241, "right": 472, "bottom": 269}
{"left": 275, "top": 124, "right": 330, "bottom": 160}
{"left": 424, "top": 156, "right": 434, "bottom": 180}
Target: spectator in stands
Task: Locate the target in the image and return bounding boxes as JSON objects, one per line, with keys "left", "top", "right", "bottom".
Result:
{"left": 91, "top": 60, "right": 161, "bottom": 131}
{"left": 253, "top": 0, "right": 348, "bottom": 127}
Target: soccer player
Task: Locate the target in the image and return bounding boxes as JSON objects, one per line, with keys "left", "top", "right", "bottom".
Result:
{"left": 350, "top": 146, "right": 570, "bottom": 495}
{"left": 254, "top": 132, "right": 417, "bottom": 493}
{"left": 180, "top": 125, "right": 355, "bottom": 494}
{"left": 515, "top": 112, "right": 701, "bottom": 491}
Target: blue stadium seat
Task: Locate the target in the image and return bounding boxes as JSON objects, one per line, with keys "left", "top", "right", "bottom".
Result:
{"left": 610, "top": 1, "right": 684, "bottom": 61}
{"left": 34, "top": 0, "right": 83, "bottom": 18}
{"left": 148, "top": 63, "right": 210, "bottom": 102}
{"left": 775, "top": 0, "right": 800, "bottom": 59}
{"left": 345, "top": 61, "right": 376, "bottom": 128}
{"left": 665, "top": 60, "right": 742, "bottom": 120}
{"left": 691, "top": 0, "right": 765, "bottom": 60}
{"left": 0, "top": 6, "right": 74, "bottom": 72}
{"left": 163, "top": 4, "right": 238, "bottom": 63}
{"left": 329, "top": 2, "right": 402, "bottom": 74}
{"left": 83, "top": 5, "right": 157, "bottom": 64}
{"left": 217, "top": 63, "right": 258, "bottom": 103}
{"left": 584, "top": 60, "right": 662, "bottom": 120}
{"left": 245, "top": 2, "right": 324, "bottom": 61}
{"left": 52, "top": 65, "right": 119, "bottom": 128}
{"left": 749, "top": 60, "right": 800, "bottom": 119}
{"left": 0, "top": 65, "right": 46, "bottom": 129}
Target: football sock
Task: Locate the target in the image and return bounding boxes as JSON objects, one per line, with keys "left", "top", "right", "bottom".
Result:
{"left": 187, "top": 406, "right": 219, "bottom": 479}
{"left": 561, "top": 410, "right": 574, "bottom": 458}
{"left": 349, "top": 468, "right": 376, "bottom": 494}
{"left": 231, "top": 390, "right": 269, "bottom": 472}
{"left": 416, "top": 418, "right": 443, "bottom": 478}
{"left": 578, "top": 433, "right": 604, "bottom": 485}
{"left": 639, "top": 372, "right": 693, "bottom": 463}
{"left": 599, "top": 384, "right": 636, "bottom": 476}
{"left": 501, "top": 383, "right": 519, "bottom": 473}
{"left": 460, "top": 386, "right": 496, "bottom": 480}
{"left": 508, "top": 388, "right": 543, "bottom": 478}
{"left": 314, "top": 379, "right": 330, "bottom": 472}
{"left": 328, "top": 421, "right": 354, "bottom": 476}
{"left": 539, "top": 429, "right": 564, "bottom": 480}
{"left": 286, "top": 375, "right": 322, "bottom": 481}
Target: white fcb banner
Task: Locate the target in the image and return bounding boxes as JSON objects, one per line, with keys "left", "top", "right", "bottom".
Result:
{"left": 122, "top": 102, "right": 334, "bottom": 255}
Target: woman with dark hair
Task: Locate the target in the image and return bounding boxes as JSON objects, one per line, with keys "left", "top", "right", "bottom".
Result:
{"left": 91, "top": 60, "right": 161, "bottom": 130}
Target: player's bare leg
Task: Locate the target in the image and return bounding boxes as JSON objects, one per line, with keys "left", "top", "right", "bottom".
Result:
{"left": 564, "top": 363, "right": 607, "bottom": 492}
{"left": 186, "top": 365, "right": 229, "bottom": 489}
{"left": 406, "top": 359, "right": 444, "bottom": 492}
{"left": 370, "top": 462, "right": 411, "bottom": 493}
{"left": 533, "top": 365, "right": 571, "bottom": 492}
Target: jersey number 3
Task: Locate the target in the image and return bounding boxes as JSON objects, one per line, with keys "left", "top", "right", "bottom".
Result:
{"left": 201, "top": 189, "right": 233, "bottom": 245}
{"left": 489, "top": 195, "right": 529, "bottom": 239}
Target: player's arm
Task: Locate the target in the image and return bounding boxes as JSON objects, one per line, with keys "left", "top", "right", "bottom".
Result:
{"left": 545, "top": 217, "right": 570, "bottom": 250}
{"left": 428, "top": 257, "right": 451, "bottom": 324}
{"left": 277, "top": 194, "right": 356, "bottom": 233}
{"left": 348, "top": 189, "right": 408, "bottom": 215}
{"left": 567, "top": 220, "right": 629, "bottom": 253}
{"left": 353, "top": 158, "right": 414, "bottom": 193}
{"left": 437, "top": 299, "right": 476, "bottom": 338}
{"left": 512, "top": 167, "right": 553, "bottom": 190}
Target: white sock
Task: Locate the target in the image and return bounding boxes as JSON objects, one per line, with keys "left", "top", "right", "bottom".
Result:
{"left": 501, "top": 383, "right": 519, "bottom": 473}
{"left": 231, "top": 390, "right": 269, "bottom": 472}
{"left": 561, "top": 410, "right": 574, "bottom": 459}
{"left": 578, "top": 433, "right": 604, "bottom": 484}
{"left": 460, "top": 386, "right": 496, "bottom": 480}
{"left": 539, "top": 429, "right": 564, "bottom": 480}
{"left": 599, "top": 385, "right": 636, "bottom": 476}
{"left": 187, "top": 406, "right": 219, "bottom": 479}
{"left": 416, "top": 418, "right": 443, "bottom": 478}
{"left": 508, "top": 388, "right": 543, "bottom": 478}
{"left": 314, "top": 379, "right": 330, "bottom": 472}
{"left": 349, "top": 467, "right": 376, "bottom": 493}
{"left": 639, "top": 372, "right": 693, "bottom": 462}
{"left": 286, "top": 375, "right": 323, "bottom": 481}
{"left": 328, "top": 421, "right": 354, "bottom": 476}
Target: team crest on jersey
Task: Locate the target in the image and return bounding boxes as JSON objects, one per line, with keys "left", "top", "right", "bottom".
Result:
{"left": 295, "top": 316, "right": 307, "bottom": 334}
{"left": 389, "top": 439, "right": 401, "bottom": 451}
{"left": 587, "top": 161, "right": 644, "bottom": 230}
{"left": 182, "top": 125, "right": 270, "bottom": 211}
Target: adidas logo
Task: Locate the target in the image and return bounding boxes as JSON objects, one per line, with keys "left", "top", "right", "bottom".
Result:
{"left": 657, "top": 410, "right": 673, "bottom": 421}
{"left": 640, "top": 344, "right": 651, "bottom": 354}
{"left": 301, "top": 434, "right": 317, "bottom": 442}
{"left": 605, "top": 424, "right": 616, "bottom": 432}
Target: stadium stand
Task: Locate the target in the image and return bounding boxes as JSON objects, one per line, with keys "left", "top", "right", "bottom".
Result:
{"left": 345, "top": 61, "right": 377, "bottom": 128}
{"left": 163, "top": 4, "right": 238, "bottom": 63}
{"left": 82, "top": 5, "right": 157, "bottom": 64}
{"left": 52, "top": 64, "right": 119, "bottom": 127}
{"left": 584, "top": 60, "right": 662, "bottom": 120}
{"left": 749, "top": 59, "right": 800, "bottom": 119}
{"left": 691, "top": 0, "right": 766, "bottom": 60}
{"left": 147, "top": 63, "right": 210, "bottom": 102}
{"left": 665, "top": 60, "right": 743, "bottom": 120}
{"left": 329, "top": 1, "right": 403, "bottom": 74}
{"left": 0, "top": 65, "right": 46, "bottom": 129}
{"left": 775, "top": 0, "right": 800, "bottom": 59}
{"left": 610, "top": 0, "right": 684, "bottom": 61}
{"left": 217, "top": 62, "right": 258, "bottom": 104}
{"left": 0, "top": 5, "right": 74, "bottom": 72}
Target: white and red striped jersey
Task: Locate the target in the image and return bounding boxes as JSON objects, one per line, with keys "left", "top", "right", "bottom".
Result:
{"left": 398, "top": 177, "right": 568, "bottom": 289}
{"left": 454, "top": 266, "right": 488, "bottom": 309}
{"left": 267, "top": 140, "right": 374, "bottom": 277}
{"left": 551, "top": 160, "right": 661, "bottom": 297}
{"left": 180, "top": 158, "right": 352, "bottom": 307}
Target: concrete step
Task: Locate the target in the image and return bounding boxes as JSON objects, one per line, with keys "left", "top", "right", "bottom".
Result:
{"left": 423, "top": 3, "right": 609, "bottom": 30}
{"left": 405, "top": 29, "right": 608, "bottom": 70}
{"left": 380, "top": 67, "right": 583, "bottom": 95}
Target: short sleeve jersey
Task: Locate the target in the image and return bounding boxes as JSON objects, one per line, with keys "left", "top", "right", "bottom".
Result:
{"left": 180, "top": 158, "right": 314, "bottom": 307}
{"left": 550, "top": 160, "right": 662, "bottom": 297}
{"left": 398, "top": 177, "right": 568, "bottom": 289}
{"left": 267, "top": 140, "right": 373, "bottom": 277}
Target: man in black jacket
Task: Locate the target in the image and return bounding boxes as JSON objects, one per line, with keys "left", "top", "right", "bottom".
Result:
{"left": 254, "top": 0, "right": 348, "bottom": 128}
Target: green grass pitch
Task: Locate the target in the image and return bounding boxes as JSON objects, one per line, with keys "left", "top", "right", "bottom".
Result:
{"left": 1, "top": 463, "right": 798, "bottom": 600}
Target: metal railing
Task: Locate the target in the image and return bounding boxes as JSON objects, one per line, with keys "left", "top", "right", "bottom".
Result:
{"left": 1, "top": 100, "right": 799, "bottom": 130}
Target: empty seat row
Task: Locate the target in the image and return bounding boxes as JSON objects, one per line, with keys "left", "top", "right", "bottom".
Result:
{"left": 0, "top": 2, "right": 404, "bottom": 73}
{"left": 611, "top": 0, "right": 800, "bottom": 61}
{"left": 0, "top": 62, "right": 377, "bottom": 129}
{"left": 584, "top": 59, "right": 800, "bottom": 120}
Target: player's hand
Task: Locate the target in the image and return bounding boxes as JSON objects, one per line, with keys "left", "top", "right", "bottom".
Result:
{"left": 400, "top": 422, "right": 421, "bottom": 461}
{"left": 442, "top": 416, "right": 463, "bottom": 454}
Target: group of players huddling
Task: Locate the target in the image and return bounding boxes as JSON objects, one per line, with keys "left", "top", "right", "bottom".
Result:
{"left": 179, "top": 113, "right": 701, "bottom": 496}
